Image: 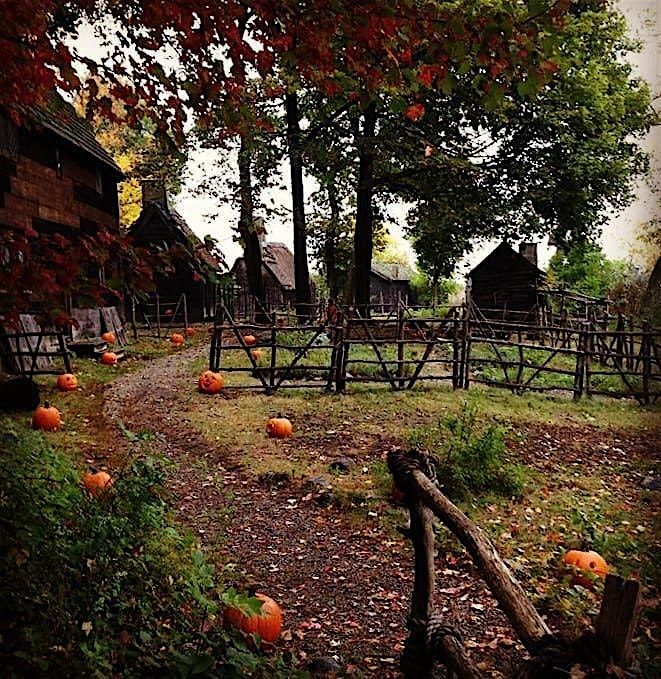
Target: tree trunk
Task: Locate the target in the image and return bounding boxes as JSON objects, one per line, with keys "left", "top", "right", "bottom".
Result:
{"left": 325, "top": 184, "right": 340, "bottom": 299}
{"left": 237, "top": 136, "right": 266, "bottom": 319}
{"left": 285, "top": 90, "right": 312, "bottom": 320}
{"left": 353, "top": 100, "right": 377, "bottom": 314}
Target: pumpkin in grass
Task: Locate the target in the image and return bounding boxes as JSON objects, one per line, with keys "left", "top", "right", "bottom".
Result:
{"left": 243, "top": 334, "right": 257, "bottom": 346}
{"left": 171, "top": 333, "right": 185, "bottom": 346}
{"left": 185, "top": 327, "right": 196, "bottom": 337}
{"left": 101, "top": 351, "right": 118, "bottom": 365}
{"left": 32, "top": 402, "right": 61, "bottom": 431}
{"left": 266, "top": 417, "right": 292, "bottom": 439}
{"left": 563, "top": 550, "right": 609, "bottom": 577}
{"left": 83, "top": 471, "right": 113, "bottom": 496}
{"left": 198, "top": 370, "right": 224, "bottom": 394}
{"left": 250, "top": 348, "right": 263, "bottom": 361}
{"left": 102, "top": 331, "right": 116, "bottom": 345}
{"left": 224, "top": 593, "right": 282, "bottom": 644}
{"left": 57, "top": 373, "right": 78, "bottom": 392}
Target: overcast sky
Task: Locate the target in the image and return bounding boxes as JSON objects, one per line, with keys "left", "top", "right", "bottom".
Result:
{"left": 172, "top": 0, "right": 659, "bottom": 276}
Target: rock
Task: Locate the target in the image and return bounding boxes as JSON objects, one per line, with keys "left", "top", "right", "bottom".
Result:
{"left": 304, "top": 475, "right": 333, "bottom": 491}
{"left": 329, "top": 456, "right": 356, "bottom": 473}
{"left": 307, "top": 655, "right": 342, "bottom": 676}
{"left": 257, "top": 471, "right": 291, "bottom": 488}
{"left": 642, "top": 474, "right": 661, "bottom": 491}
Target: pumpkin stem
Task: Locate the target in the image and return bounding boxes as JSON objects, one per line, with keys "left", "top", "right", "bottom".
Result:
{"left": 44, "top": 401, "right": 50, "bottom": 408}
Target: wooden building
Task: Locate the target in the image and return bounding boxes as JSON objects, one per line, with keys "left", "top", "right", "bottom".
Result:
{"left": 0, "top": 92, "right": 123, "bottom": 296}
{"left": 128, "top": 182, "right": 223, "bottom": 322}
{"left": 230, "top": 241, "right": 315, "bottom": 317}
{"left": 467, "top": 242, "right": 545, "bottom": 321}
{"left": 370, "top": 263, "right": 415, "bottom": 310}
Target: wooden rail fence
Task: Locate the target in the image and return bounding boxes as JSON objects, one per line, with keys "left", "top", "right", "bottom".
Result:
{"left": 209, "top": 302, "right": 660, "bottom": 403}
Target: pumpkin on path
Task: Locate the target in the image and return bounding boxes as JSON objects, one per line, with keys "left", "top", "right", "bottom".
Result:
{"left": 224, "top": 593, "right": 282, "bottom": 644}
{"left": 198, "top": 370, "right": 224, "bottom": 394}
{"left": 266, "top": 417, "right": 292, "bottom": 439}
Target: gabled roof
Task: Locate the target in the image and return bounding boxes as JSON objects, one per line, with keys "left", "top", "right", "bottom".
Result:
{"left": 26, "top": 93, "right": 122, "bottom": 175}
{"left": 468, "top": 242, "right": 545, "bottom": 279}
{"left": 129, "top": 201, "right": 223, "bottom": 271}
{"left": 262, "top": 242, "right": 296, "bottom": 289}
{"left": 371, "top": 262, "right": 415, "bottom": 282}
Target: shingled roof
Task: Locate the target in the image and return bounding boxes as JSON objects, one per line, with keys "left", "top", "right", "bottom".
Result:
{"left": 129, "top": 201, "right": 223, "bottom": 271}
{"left": 26, "top": 93, "right": 122, "bottom": 175}
{"left": 262, "top": 242, "right": 296, "bottom": 289}
{"left": 371, "top": 262, "right": 415, "bottom": 282}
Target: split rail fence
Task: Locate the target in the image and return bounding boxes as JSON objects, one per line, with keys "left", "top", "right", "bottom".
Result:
{"left": 209, "top": 302, "right": 660, "bottom": 404}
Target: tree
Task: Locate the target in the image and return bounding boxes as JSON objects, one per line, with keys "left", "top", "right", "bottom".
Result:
{"left": 396, "top": 2, "right": 652, "bottom": 279}
{"left": 1, "top": 0, "right": 569, "bottom": 321}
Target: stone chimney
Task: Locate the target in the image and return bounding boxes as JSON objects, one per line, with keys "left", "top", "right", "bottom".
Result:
{"left": 141, "top": 178, "right": 168, "bottom": 210}
{"left": 519, "top": 242, "right": 538, "bottom": 267}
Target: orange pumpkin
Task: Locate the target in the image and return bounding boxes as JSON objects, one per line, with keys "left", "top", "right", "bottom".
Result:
{"left": 266, "top": 417, "right": 292, "bottom": 439}
{"left": 171, "top": 333, "right": 185, "bottom": 346}
{"left": 185, "top": 327, "right": 196, "bottom": 337}
{"left": 198, "top": 370, "right": 224, "bottom": 394}
{"left": 101, "top": 351, "right": 118, "bottom": 365}
{"left": 102, "top": 331, "right": 116, "bottom": 345}
{"left": 32, "top": 402, "right": 62, "bottom": 431}
{"left": 251, "top": 348, "right": 263, "bottom": 361}
{"left": 563, "top": 550, "right": 609, "bottom": 577}
{"left": 224, "top": 593, "right": 282, "bottom": 644}
{"left": 57, "top": 373, "right": 78, "bottom": 392}
{"left": 244, "top": 334, "right": 257, "bottom": 346}
{"left": 83, "top": 471, "right": 113, "bottom": 496}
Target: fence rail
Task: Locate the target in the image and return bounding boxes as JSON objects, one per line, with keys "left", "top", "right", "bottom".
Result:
{"left": 209, "top": 301, "right": 660, "bottom": 404}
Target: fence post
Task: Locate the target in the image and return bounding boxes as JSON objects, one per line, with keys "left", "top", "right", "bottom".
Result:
{"left": 573, "top": 327, "right": 586, "bottom": 401}
{"left": 462, "top": 307, "right": 471, "bottom": 390}
{"left": 155, "top": 293, "right": 161, "bottom": 339}
{"left": 397, "top": 296, "right": 405, "bottom": 389}
{"left": 641, "top": 319, "right": 652, "bottom": 405}
{"left": 585, "top": 322, "right": 593, "bottom": 398}
{"left": 269, "top": 317, "right": 277, "bottom": 393}
{"left": 452, "top": 309, "right": 460, "bottom": 389}
{"left": 183, "top": 293, "right": 188, "bottom": 332}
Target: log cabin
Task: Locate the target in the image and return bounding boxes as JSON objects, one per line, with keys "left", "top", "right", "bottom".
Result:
{"left": 467, "top": 242, "right": 545, "bottom": 321}
{"left": 0, "top": 92, "right": 123, "bottom": 301}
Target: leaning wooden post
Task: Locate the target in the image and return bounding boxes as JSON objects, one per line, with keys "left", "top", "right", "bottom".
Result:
{"left": 131, "top": 295, "right": 138, "bottom": 340}
{"left": 183, "top": 293, "right": 189, "bottom": 333}
{"left": 595, "top": 575, "right": 641, "bottom": 667}
{"left": 452, "top": 308, "right": 460, "bottom": 389}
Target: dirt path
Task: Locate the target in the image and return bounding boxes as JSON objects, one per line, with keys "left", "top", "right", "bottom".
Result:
{"left": 103, "top": 347, "right": 659, "bottom": 678}
{"left": 104, "top": 347, "right": 531, "bottom": 677}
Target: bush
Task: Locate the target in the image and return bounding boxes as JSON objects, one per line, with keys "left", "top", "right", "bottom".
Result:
{"left": 0, "top": 419, "right": 292, "bottom": 677}
{"left": 409, "top": 403, "right": 525, "bottom": 500}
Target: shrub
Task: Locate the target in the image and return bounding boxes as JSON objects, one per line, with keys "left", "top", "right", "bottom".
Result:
{"left": 0, "top": 418, "right": 293, "bottom": 677}
{"left": 409, "top": 403, "right": 525, "bottom": 500}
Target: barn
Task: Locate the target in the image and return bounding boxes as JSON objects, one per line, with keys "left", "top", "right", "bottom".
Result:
{"left": 467, "top": 242, "right": 545, "bottom": 321}
{"left": 128, "top": 181, "right": 223, "bottom": 322}
{"left": 370, "top": 263, "right": 415, "bottom": 310}
{"left": 230, "top": 241, "right": 315, "bottom": 318}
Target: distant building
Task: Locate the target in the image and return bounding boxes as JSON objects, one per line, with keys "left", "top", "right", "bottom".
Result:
{"left": 128, "top": 181, "right": 223, "bottom": 322}
{"left": 230, "top": 241, "right": 315, "bottom": 317}
{"left": 370, "top": 262, "right": 416, "bottom": 309}
{"left": 467, "top": 242, "right": 545, "bottom": 321}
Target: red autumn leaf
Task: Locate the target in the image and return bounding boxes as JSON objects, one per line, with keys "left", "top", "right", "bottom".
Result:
{"left": 404, "top": 103, "right": 425, "bottom": 122}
